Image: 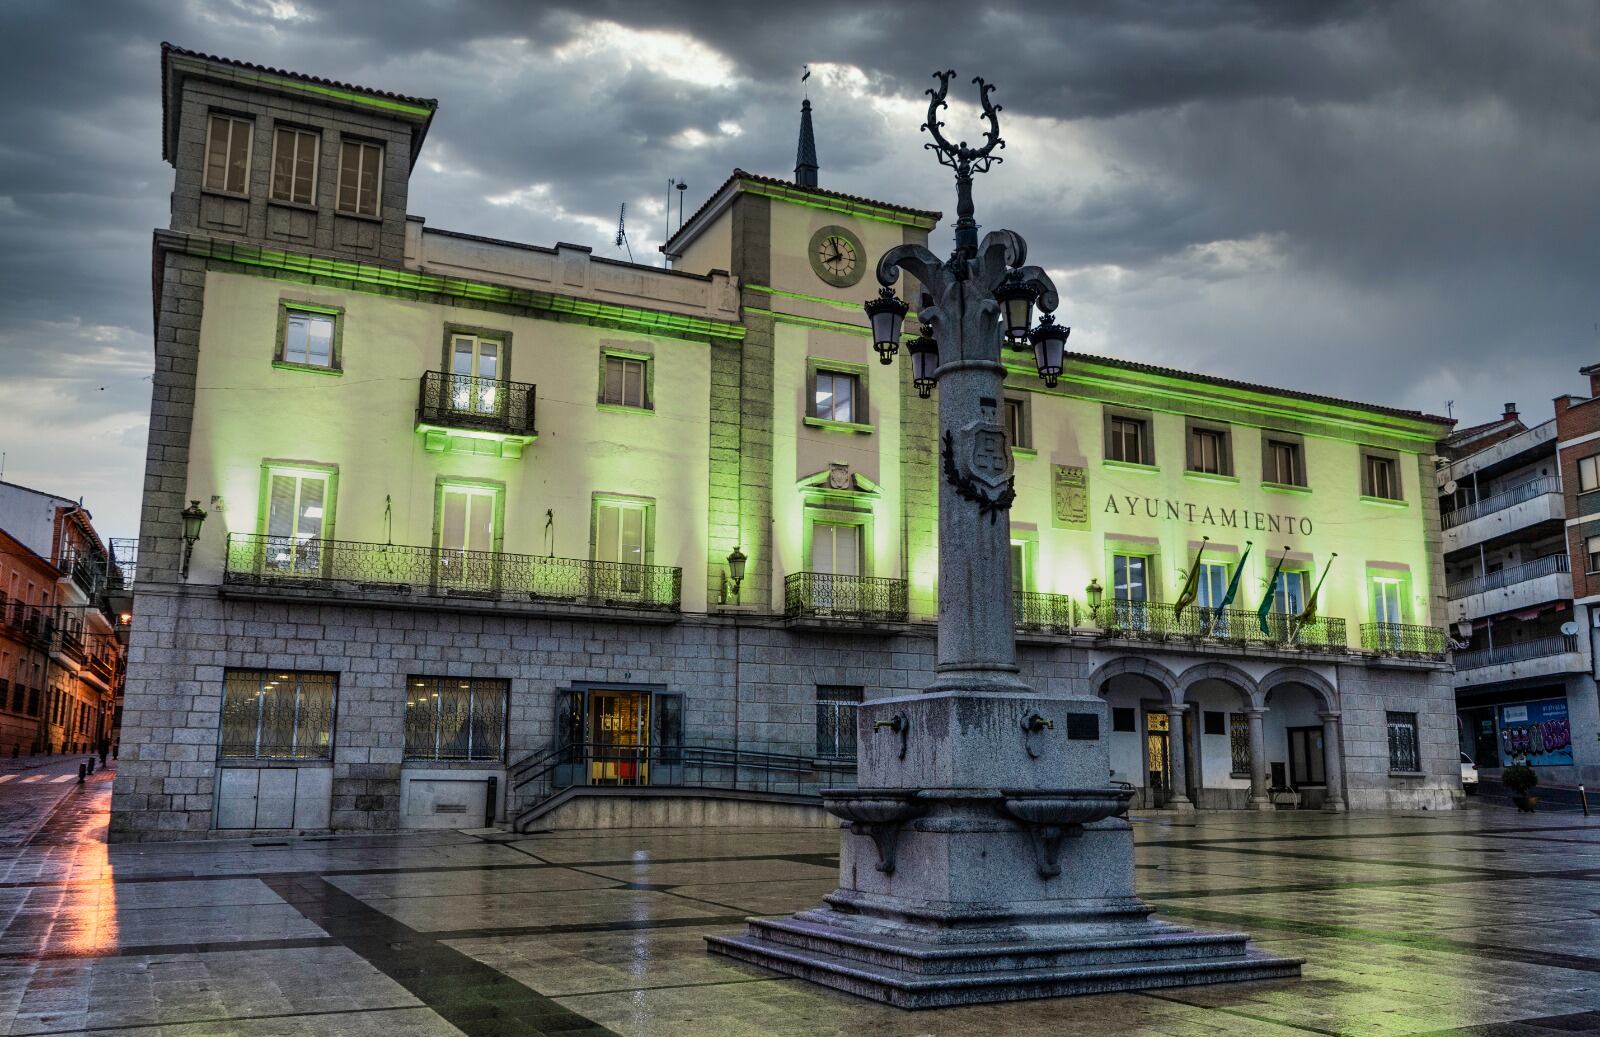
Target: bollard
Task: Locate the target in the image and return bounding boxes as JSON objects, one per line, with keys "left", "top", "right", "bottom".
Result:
{"left": 485, "top": 776, "right": 499, "bottom": 827}
{"left": 77, "top": 763, "right": 86, "bottom": 784}
{"left": 1582, "top": 785, "right": 1590, "bottom": 817}
{"left": 86, "top": 757, "right": 95, "bottom": 775}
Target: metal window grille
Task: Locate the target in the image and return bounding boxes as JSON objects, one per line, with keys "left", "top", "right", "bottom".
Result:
{"left": 816, "top": 685, "right": 863, "bottom": 760}
{"left": 1229, "top": 713, "right": 1251, "bottom": 776}
{"left": 220, "top": 670, "right": 336, "bottom": 759}
{"left": 405, "top": 676, "right": 508, "bottom": 762}
{"left": 1386, "top": 712, "right": 1420, "bottom": 772}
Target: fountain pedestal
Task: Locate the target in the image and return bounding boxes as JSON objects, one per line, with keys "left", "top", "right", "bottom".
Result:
{"left": 706, "top": 692, "right": 1302, "bottom": 1008}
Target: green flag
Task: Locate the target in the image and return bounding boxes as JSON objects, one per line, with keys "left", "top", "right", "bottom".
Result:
{"left": 1216, "top": 541, "right": 1251, "bottom": 612}
{"left": 1172, "top": 537, "right": 1210, "bottom": 621}
{"left": 1298, "top": 553, "right": 1338, "bottom": 625}
{"left": 1258, "top": 547, "right": 1290, "bottom": 636}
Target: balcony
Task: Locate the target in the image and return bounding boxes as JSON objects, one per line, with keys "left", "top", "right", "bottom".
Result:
{"left": 1014, "top": 591, "right": 1076, "bottom": 635}
{"left": 1447, "top": 554, "right": 1571, "bottom": 621}
{"left": 1360, "top": 622, "right": 1449, "bottom": 661}
{"left": 1455, "top": 634, "right": 1585, "bottom": 688}
{"left": 1087, "top": 602, "right": 1348, "bottom": 654}
{"left": 784, "top": 573, "right": 909, "bottom": 626}
{"left": 415, "top": 371, "right": 537, "bottom": 458}
{"left": 224, "top": 533, "right": 681, "bottom": 619}
{"left": 1442, "top": 477, "right": 1563, "bottom": 553}
{"left": 107, "top": 538, "right": 137, "bottom": 615}
{"left": 1, "top": 599, "right": 54, "bottom": 649}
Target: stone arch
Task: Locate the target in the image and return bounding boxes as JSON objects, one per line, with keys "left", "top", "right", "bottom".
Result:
{"left": 1089, "top": 656, "right": 1180, "bottom": 705}
{"left": 1258, "top": 667, "right": 1339, "bottom": 713}
{"left": 1175, "top": 662, "right": 1258, "bottom": 709}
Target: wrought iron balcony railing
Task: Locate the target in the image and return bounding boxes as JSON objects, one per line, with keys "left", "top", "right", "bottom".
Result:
{"left": 1441, "top": 476, "right": 1560, "bottom": 529}
{"left": 1, "top": 598, "right": 54, "bottom": 648}
{"left": 224, "top": 533, "right": 681, "bottom": 613}
{"left": 1360, "top": 622, "right": 1449, "bottom": 659}
{"left": 1447, "top": 553, "right": 1569, "bottom": 600}
{"left": 1086, "top": 601, "right": 1347, "bottom": 652}
{"left": 107, "top": 538, "right": 138, "bottom": 590}
{"left": 785, "top": 572, "right": 909, "bottom": 623}
{"left": 1014, "top": 591, "right": 1075, "bottom": 634}
{"left": 417, "top": 371, "right": 537, "bottom": 437}
{"left": 1455, "top": 634, "right": 1580, "bottom": 671}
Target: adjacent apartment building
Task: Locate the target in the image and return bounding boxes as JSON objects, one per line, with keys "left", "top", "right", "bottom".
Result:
{"left": 0, "top": 481, "right": 128, "bottom": 757}
{"left": 112, "top": 45, "right": 1460, "bottom": 840}
{"left": 1439, "top": 372, "right": 1600, "bottom": 789}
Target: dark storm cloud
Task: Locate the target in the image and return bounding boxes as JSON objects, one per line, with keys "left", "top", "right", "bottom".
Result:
{"left": 0, "top": 0, "right": 1596, "bottom": 537}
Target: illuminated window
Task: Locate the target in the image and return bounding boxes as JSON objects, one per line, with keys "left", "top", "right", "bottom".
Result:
{"left": 263, "top": 467, "right": 332, "bottom": 574}
{"left": 281, "top": 309, "right": 336, "bottom": 369}
{"left": 203, "top": 114, "right": 252, "bottom": 194}
{"left": 220, "top": 669, "right": 336, "bottom": 759}
{"left": 449, "top": 334, "right": 502, "bottom": 415}
{"left": 1363, "top": 453, "right": 1402, "bottom": 500}
{"left": 404, "top": 676, "right": 507, "bottom": 761}
{"left": 811, "top": 521, "right": 862, "bottom": 576}
{"left": 1271, "top": 569, "right": 1307, "bottom": 616}
{"left": 593, "top": 496, "right": 653, "bottom": 596}
{"left": 1266, "top": 440, "right": 1304, "bottom": 486}
{"left": 1107, "top": 416, "right": 1148, "bottom": 464}
{"left": 436, "top": 483, "right": 501, "bottom": 589}
{"left": 337, "top": 138, "right": 383, "bottom": 216}
{"left": 1010, "top": 540, "right": 1029, "bottom": 593}
{"left": 270, "top": 126, "right": 319, "bottom": 205}
{"left": 602, "top": 355, "right": 650, "bottom": 409}
{"left": 814, "top": 370, "right": 859, "bottom": 424}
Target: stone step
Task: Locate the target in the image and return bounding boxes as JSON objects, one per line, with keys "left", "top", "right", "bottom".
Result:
{"left": 707, "top": 930, "right": 1303, "bottom": 1010}
{"left": 747, "top": 915, "right": 1254, "bottom": 976}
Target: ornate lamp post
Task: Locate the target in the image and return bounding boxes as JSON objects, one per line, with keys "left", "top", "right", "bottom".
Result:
{"left": 708, "top": 71, "right": 1299, "bottom": 1007}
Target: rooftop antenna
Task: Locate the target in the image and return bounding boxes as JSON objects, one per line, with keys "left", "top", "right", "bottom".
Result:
{"left": 664, "top": 177, "right": 676, "bottom": 266}
{"left": 1445, "top": 399, "right": 1454, "bottom": 418}
{"left": 676, "top": 180, "right": 687, "bottom": 234}
{"left": 614, "top": 203, "right": 633, "bottom": 263}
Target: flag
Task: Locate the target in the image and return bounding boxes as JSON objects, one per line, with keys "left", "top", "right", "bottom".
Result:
{"left": 1216, "top": 541, "right": 1251, "bottom": 611}
{"left": 1258, "top": 547, "right": 1290, "bottom": 636}
{"left": 1298, "top": 553, "right": 1337, "bottom": 625}
{"left": 1172, "top": 537, "right": 1209, "bottom": 622}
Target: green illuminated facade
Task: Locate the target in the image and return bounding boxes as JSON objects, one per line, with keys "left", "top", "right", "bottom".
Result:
{"left": 113, "top": 46, "right": 1461, "bottom": 841}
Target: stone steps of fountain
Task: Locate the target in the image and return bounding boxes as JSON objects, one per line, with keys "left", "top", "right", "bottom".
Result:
{"left": 743, "top": 914, "right": 1255, "bottom": 975}
{"left": 707, "top": 927, "right": 1303, "bottom": 1009}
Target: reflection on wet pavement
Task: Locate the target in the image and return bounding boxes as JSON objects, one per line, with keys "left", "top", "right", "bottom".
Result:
{"left": 1, "top": 775, "right": 1597, "bottom": 1035}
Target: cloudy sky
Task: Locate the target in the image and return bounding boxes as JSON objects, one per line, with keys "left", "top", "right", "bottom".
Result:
{"left": 0, "top": 0, "right": 1595, "bottom": 539}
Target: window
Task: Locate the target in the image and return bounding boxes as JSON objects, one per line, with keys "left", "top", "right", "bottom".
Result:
{"left": 1111, "top": 707, "right": 1137, "bottom": 732}
{"left": 594, "top": 496, "right": 652, "bottom": 596}
{"left": 811, "top": 521, "right": 862, "bottom": 576}
{"left": 270, "top": 126, "right": 319, "bottom": 205}
{"left": 816, "top": 685, "right": 862, "bottom": 760}
{"left": 1288, "top": 726, "right": 1326, "bottom": 786}
{"left": 1010, "top": 540, "right": 1029, "bottom": 593}
{"left": 337, "top": 139, "right": 383, "bottom": 216}
{"left": 602, "top": 354, "right": 649, "bottom": 409}
{"left": 1266, "top": 439, "right": 1304, "bottom": 486}
{"left": 1107, "top": 416, "right": 1147, "bottom": 464}
{"left": 1363, "top": 453, "right": 1402, "bottom": 500}
{"left": 437, "top": 483, "right": 500, "bottom": 588}
{"left": 1112, "top": 552, "right": 1149, "bottom": 629}
{"left": 1195, "top": 561, "right": 1229, "bottom": 610}
{"left": 1003, "top": 396, "right": 1030, "bottom": 450}
{"left": 1370, "top": 576, "right": 1405, "bottom": 651}
{"left": 263, "top": 467, "right": 331, "bottom": 574}
{"left": 1270, "top": 569, "right": 1307, "bottom": 616}
{"left": 404, "top": 677, "right": 507, "bottom": 761}
{"left": 1579, "top": 454, "right": 1600, "bottom": 493}
{"left": 280, "top": 309, "right": 337, "bottom": 369}
{"left": 1189, "top": 428, "right": 1225, "bottom": 474}
{"left": 814, "top": 369, "right": 859, "bottom": 424}
{"left": 449, "top": 334, "right": 502, "bottom": 415}
{"left": 1386, "top": 712, "right": 1420, "bottom": 772}
{"left": 203, "top": 114, "right": 252, "bottom": 194}
{"left": 220, "top": 670, "right": 336, "bottom": 759}
{"left": 1202, "top": 711, "right": 1225, "bottom": 736}
{"left": 1588, "top": 535, "right": 1600, "bottom": 573}
{"left": 1229, "top": 713, "right": 1251, "bottom": 776}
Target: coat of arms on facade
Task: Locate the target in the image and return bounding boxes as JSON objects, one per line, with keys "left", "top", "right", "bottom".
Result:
{"left": 1052, "top": 464, "right": 1089, "bottom": 529}
{"left": 942, "top": 396, "right": 1016, "bottom": 523}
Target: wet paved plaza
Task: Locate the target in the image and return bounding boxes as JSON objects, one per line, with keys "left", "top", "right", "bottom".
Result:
{"left": 2, "top": 773, "right": 1598, "bottom": 1036}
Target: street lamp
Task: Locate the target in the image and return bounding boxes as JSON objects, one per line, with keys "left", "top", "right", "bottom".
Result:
{"left": 725, "top": 545, "right": 747, "bottom": 602}
{"left": 993, "top": 271, "right": 1039, "bottom": 347}
{"left": 865, "top": 287, "right": 909, "bottom": 364}
{"left": 906, "top": 325, "right": 939, "bottom": 398}
{"left": 179, "top": 500, "right": 207, "bottom": 579}
{"left": 1085, "top": 576, "right": 1104, "bottom": 618}
{"left": 1030, "top": 315, "right": 1070, "bottom": 388}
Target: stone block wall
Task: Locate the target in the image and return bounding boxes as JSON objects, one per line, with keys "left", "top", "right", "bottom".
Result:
{"left": 1336, "top": 661, "right": 1461, "bottom": 810}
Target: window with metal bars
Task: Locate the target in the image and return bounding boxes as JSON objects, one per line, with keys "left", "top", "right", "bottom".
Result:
{"left": 1386, "top": 711, "right": 1420, "bottom": 772}
{"left": 816, "top": 685, "right": 862, "bottom": 760}
{"left": 220, "top": 670, "right": 337, "bottom": 759}
{"left": 404, "top": 676, "right": 508, "bottom": 761}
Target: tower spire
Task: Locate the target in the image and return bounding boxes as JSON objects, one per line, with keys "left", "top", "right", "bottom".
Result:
{"left": 795, "top": 70, "right": 818, "bottom": 187}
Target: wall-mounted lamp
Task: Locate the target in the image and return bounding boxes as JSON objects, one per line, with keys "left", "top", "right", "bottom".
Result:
{"left": 179, "top": 500, "right": 207, "bottom": 579}
{"left": 726, "top": 546, "right": 747, "bottom": 603}
{"left": 1085, "top": 577, "right": 1103, "bottom": 613}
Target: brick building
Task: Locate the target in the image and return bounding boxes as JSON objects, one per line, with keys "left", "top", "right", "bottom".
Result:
{"left": 112, "top": 45, "right": 1461, "bottom": 841}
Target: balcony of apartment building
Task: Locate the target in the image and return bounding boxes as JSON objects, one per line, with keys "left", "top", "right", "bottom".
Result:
{"left": 0, "top": 597, "right": 55, "bottom": 650}
{"left": 414, "top": 371, "right": 538, "bottom": 458}
{"left": 106, "top": 538, "right": 137, "bottom": 620}
{"left": 222, "top": 533, "right": 681, "bottom": 621}
{"left": 1454, "top": 632, "right": 1585, "bottom": 689}
{"left": 1446, "top": 553, "right": 1572, "bottom": 623}
{"left": 1441, "top": 476, "right": 1564, "bottom": 554}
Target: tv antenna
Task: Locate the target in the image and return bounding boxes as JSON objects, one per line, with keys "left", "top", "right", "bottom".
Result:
{"left": 614, "top": 203, "right": 633, "bottom": 263}
{"left": 1445, "top": 399, "right": 1454, "bottom": 418}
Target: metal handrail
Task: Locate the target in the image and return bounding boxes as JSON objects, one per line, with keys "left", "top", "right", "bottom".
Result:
{"left": 1360, "top": 621, "right": 1449, "bottom": 659}
{"left": 417, "top": 370, "right": 536, "bottom": 436}
{"left": 224, "top": 533, "right": 682, "bottom": 612}
{"left": 1442, "top": 476, "right": 1560, "bottom": 529}
{"left": 1447, "top": 554, "right": 1569, "bottom": 600}
{"left": 1086, "top": 601, "right": 1347, "bottom": 651}
{"left": 785, "top": 572, "right": 909, "bottom": 622}
{"left": 1455, "top": 634, "right": 1580, "bottom": 670}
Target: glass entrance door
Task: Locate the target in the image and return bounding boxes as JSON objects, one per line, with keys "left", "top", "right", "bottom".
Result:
{"left": 450, "top": 334, "right": 501, "bottom": 416}
{"left": 590, "top": 691, "right": 650, "bottom": 786}
{"left": 1146, "top": 709, "right": 1171, "bottom": 806}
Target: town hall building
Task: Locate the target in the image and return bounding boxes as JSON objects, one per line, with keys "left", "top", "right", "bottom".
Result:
{"left": 112, "top": 45, "right": 1460, "bottom": 840}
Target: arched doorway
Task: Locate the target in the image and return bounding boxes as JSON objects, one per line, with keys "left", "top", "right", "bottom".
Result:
{"left": 1259, "top": 668, "right": 1343, "bottom": 811}
{"left": 1177, "top": 663, "right": 1257, "bottom": 810}
{"left": 1092, "top": 658, "right": 1184, "bottom": 810}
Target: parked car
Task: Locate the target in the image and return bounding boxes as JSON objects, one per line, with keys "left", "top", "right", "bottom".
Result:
{"left": 1460, "top": 752, "right": 1479, "bottom": 793}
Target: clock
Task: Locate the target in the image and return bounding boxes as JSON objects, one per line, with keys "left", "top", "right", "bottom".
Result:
{"left": 808, "top": 225, "right": 865, "bottom": 288}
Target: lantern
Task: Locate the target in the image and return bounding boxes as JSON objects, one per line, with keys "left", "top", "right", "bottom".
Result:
{"left": 907, "top": 326, "right": 939, "bottom": 399}
{"left": 1029, "top": 316, "right": 1070, "bottom": 388}
{"left": 864, "top": 287, "right": 910, "bottom": 364}
{"left": 993, "top": 273, "right": 1039, "bottom": 347}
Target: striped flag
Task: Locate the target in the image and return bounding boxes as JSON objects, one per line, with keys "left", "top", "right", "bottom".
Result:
{"left": 1172, "top": 537, "right": 1210, "bottom": 622}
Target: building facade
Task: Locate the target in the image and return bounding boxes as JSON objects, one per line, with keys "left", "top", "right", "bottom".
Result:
{"left": 112, "top": 46, "right": 1459, "bottom": 841}
{"left": 0, "top": 481, "right": 127, "bottom": 757}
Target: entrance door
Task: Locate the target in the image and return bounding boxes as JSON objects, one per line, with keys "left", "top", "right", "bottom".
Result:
{"left": 436, "top": 484, "right": 498, "bottom": 590}
{"left": 590, "top": 691, "right": 650, "bottom": 786}
{"left": 1146, "top": 709, "right": 1171, "bottom": 807}
{"left": 1288, "top": 726, "right": 1326, "bottom": 788}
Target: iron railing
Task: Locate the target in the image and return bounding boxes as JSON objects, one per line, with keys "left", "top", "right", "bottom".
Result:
{"left": 1455, "top": 634, "right": 1580, "bottom": 670}
{"left": 1087, "top": 601, "right": 1347, "bottom": 652}
{"left": 417, "top": 370, "right": 537, "bottom": 437}
{"left": 1360, "top": 622, "right": 1449, "bottom": 659}
{"left": 509, "top": 740, "right": 858, "bottom": 831}
{"left": 0, "top": 597, "right": 55, "bottom": 649}
{"left": 1447, "top": 554, "right": 1569, "bottom": 600}
{"left": 785, "top": 572, "right": 909, "bottom": 623}
{"left": 108, "top": 539, "right": 138, "bottom": 591}
{"left": 224, "top": 533, "right": 682, "bottom": 612}
{"left": 1014, "top": 591, "right": 1075, "bottom": 633}
{"left": 1441, "top": 476, "right": 1560, "bottom": 529}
